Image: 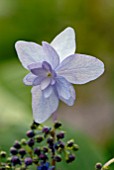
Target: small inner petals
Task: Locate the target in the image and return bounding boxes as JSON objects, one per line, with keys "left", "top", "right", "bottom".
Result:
{"left": 23, "top": 73, "right": 37, "bottom": 86}
{"left": 28, "top": 62, "right": 42, "bottom": 70}
{"left": 30, "top": 67, "right": 47, "bottom": 76}
{"left": 33, "top": 76, "right": 45, "bottom": 86}
{"left": 42, "top": 61, "right": 52, "bottom": 72}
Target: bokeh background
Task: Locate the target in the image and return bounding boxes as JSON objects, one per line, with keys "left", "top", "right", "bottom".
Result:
{"left": 0, "top": 0, "right": 114, "bottom": 169}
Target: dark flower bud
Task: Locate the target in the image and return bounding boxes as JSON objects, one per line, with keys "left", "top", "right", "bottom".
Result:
{"left": 18, "top": 148, "right": 26, "bottom": 157}
{"left": 54, "top": 121, "right": 62, "bottom": 129}
{"left": 47, "top": 137, "right": 54, "bottom": 145}
{"left": 11, "top": 156, "right": 21, "bottom": 166}
{"left": 0, "top": 151, "right": 7, "bottom": 158}
{"left": 73, "top": 144, "right": 79, "bottom": 151}
{"left": 10, "top": 147, "right": 18, "bottom": 155}
{"left": 21, "top": 139, "right": 27, "bottom": 146}
{"left": 66, "top": 154, "right": 75, "bottom": 163}
{"left": 27, "top": 138, "right": 34, "bottom": 147}
{"left": 42, "top": 126, "right": 51, "bottom": 134}
{"left": 31, "top": 121, "right": 40, "bottom": 130}
{"left": 67, "top": 139, "right": 74, "bottom": 147}
{"left": 95, "top": 163, "right": 102, "bottom": 169}
{"left": 34, "top": 148, "right": 41, "bottom": 156}
{"left": 35, "top": 135, "right": 44, "bottom": 143}
{"left": 24, "top": 157, "right": 33, "bottom": 166}
{"left": 13, "top": 141, "right": 21, "bottom": 149}
{"left": 43, "top": 147, "right": 48, "bottom": 153}
{"left": 26, "top": 130, "right": 35, "bottom": 138}
{"left": 39, "top": 154, "right": 48, "bottom": 161}
{"left": 56, "top": 131, "right": 65, "bottom": 140}
{"left": 54, "top": 155, "right": 62, "bottom": 162}
{"left": 59, "top": 142, "right": 65, "bottom": 149}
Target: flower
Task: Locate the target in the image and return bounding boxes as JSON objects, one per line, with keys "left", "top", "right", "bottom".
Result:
{"left": 15, "top": 27, "right": 104, "bottom": 123}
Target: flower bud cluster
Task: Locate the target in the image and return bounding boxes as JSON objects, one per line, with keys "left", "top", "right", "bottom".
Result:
{"left": 0, "top": 121, "right": 79, "bottom": 169}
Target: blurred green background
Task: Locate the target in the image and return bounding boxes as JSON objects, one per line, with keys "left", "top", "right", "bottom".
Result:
{"left": 0, "top": 0, "right": 114, "bottom": 169}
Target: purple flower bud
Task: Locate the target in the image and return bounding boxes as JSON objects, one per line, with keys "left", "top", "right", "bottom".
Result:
{"left": 43, "top": 147, "right": 48, "bottom": 153}
{"left": 34, "top": 148, "right": 41, "bottom": 156}
{"left": 18, "top": 148, "right": 26, "bottom": 157}
{"left": 26, "top": 130, "right": 35, "bottom": 138}
{"left": 39, "top": 154, "right": 48, "bottom": 161}
{"left": 54, "top": 155, "right": 62, "bottom": 162}
{"left": 47, "top": 137, "right": 53, "bottom": 145}
{"left": 95, "top": 163, "right": 102, "bottom": 169}
{"left": 42, "top": 126, "right": 51, "bottom": 134}
{"left": 27, "top": 138, "right": 34, "bottom": 147}
{"left": 54, "top": 121, "right": 62, "bottom": 129}
{"left": 24, "top": 157, "right": 33, "bottom": 166}
{"left": 11, "top": 156, "right": 21, "bottom": 166}
{"left": 13, "top": 141, "right": 21, "bottom": 149}
{"left": 66, "top": 154, "right": 75, "bottom": 163}
{"left": 36, "top": 135, "right": 44, "bottom": 143}
{"left": 56, "top": 131, "right": 65, "bottom": 140}
{"left": 10, "top": 147, "right": 18, "bottom": 155}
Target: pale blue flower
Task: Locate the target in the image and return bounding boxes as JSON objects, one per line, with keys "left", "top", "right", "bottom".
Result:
{"left": 15, "top": 27, "right": 104, "bottom": 123}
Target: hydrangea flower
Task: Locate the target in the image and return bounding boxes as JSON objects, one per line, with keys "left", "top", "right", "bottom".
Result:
{"left": 15, "top": 27, "right": 104, "bottom": 123}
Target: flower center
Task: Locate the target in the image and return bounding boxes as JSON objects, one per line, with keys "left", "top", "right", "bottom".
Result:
{"left": 47, "top": 72, "right": 52, "bottom": 77}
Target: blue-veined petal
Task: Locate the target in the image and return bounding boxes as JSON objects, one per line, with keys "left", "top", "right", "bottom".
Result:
{"left": 31, "top": 86, "right": 59, "bottom": 123}
{"left": 15, "top": 41, "right": 46, "bottom": 69}
{"left": 59, "top": 85, "right": 76, "bottom": 106}
{"left": 55, "top": 77, "right": 74, "bottom": 100}
{"left": 42, "top": 42, "right": 60, "bottom": 69}
{"left": 56, "top": 54, "right": 104, "bottom": 84}
{"left": 51, "top": 27, "right": 76, "bottom": 62}
{"left": 23, "top": 73, "right": 37, "bottom": 86}
{"left": 43, "top": 86, "right": 53, "bottom": 98}
{"left": 33, "top": 76, "right": 45, "bottom": 86}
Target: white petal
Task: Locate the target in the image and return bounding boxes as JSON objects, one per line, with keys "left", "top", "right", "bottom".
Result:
{"left": 41, "top": 78, "right": 51, "bottom": 90}
{"left": 55, "top": 77, "right": 72, "bottom": 100}
{"left": 42, "top": 42, "right": 60, "bottom": 69}
{"left": 60, "top": 96, "right": 75, "bottom": 106}
{"left": 58, "top": 81, "right": 76, "bottom": 106}
{"left": 15, "top": 41, "right": 46, "bottom": 69}
{"left": 56, "top": 54, "right": 104, "bottom": 84}
{"left": 23, "top": 73, "right": 37, "bottom": 85}
{"left": 51, "top": 27, "right": 76, "bottom": 62}
{"left": 43, "top": 86, "right": 53, "bottom": 98}
{"left": 31, "top": 86, "right": 59, "bottom": 123}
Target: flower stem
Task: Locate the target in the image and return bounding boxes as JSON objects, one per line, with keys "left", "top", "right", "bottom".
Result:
{"left": 102, "top": 158, "right": 114, "bottom": 169}
{"left": 51, "top": 127, "right": 56, "bottom": 170}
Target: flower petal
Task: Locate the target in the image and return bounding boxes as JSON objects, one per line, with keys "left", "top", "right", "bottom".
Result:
{"left": 15, "top": 41, "right": 46, "bottom": 69}
{"left": 59, "top": 85, "right": 76, "bottom": 106}
{"left": 42, "top": 42, "right": 60, "bottom": 69}
{"left": 31, "top": 86, "right": 59, "bottom": 123}
{"left": 40, "top": 78, "right": 51, "bottom": 90}
{"left": 51, "top": 27, "right": 76, "bottom": 62}
{"left": 23, "top": 73, "right": 37, "bottom": 86}
{"left": 56, "top": 54, "right": 104, "bottom": 84}
{"left": 42, "top": 86, "right": 53, "bottom": 98}
{"left": 33, "top": 77, "right": 45, "bottom": 86}
{"left": 55, "top": 77, "right": 75, "bottom": 100}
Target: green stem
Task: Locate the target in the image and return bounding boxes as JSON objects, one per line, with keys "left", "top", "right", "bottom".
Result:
{"left": 51, "top": 127, "right": 56, "bottom": 170}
